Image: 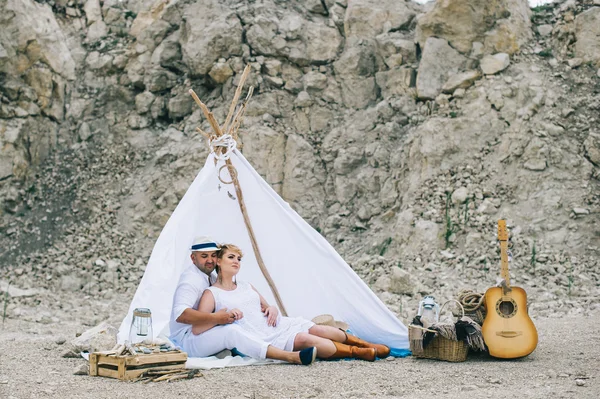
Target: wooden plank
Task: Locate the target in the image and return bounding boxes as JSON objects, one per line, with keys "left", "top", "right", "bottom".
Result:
{"left": 89, "top": 353, "right": 98, "bottom": 376}
{"left": 124, "top": 352, "right": 187, "bottom": 366}
{"left": 97, "top": 367, "right": 120, "bottom": 379}
{"left": 117, "top": 357, "right": 126, "bottom": 380}
{"left": 94, "top": 354, "right": 122, "bottom": 366}
{"left": 123, "top": 364, "right": 186, "bottom": 381}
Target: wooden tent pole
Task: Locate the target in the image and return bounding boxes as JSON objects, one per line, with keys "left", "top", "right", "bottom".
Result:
{"left": 225, "top": 160, "right": 288, "bottom": 316}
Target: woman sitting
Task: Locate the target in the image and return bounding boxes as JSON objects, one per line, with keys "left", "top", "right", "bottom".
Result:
{"left": 193, "top": 244, "right": 389, "bottom": 363}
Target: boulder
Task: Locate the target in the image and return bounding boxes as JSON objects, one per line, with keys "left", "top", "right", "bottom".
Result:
{"left": 338, "top": 76, "right": 377, "bottom": 109}
{"left": 480, "top": 53, "right": 510, "bottom": 75}
{"left": 83, "top": 0, "right": 103, "bottom": 26}
{"left": 0, "top": 0, "right": 76, "bottom": 80}
{"left": 451, "top": 187, "right": 469, "bottom": 204}
{"left": 167, "top": 92, "right": 194, "bottom": 119}
{"left": 295, "top": 91, "right": 313, "bottom": 108}
{"left": 389, "top": 268, "right": 415, "bottom": 295}
{"left": 575, "top": 7, "right": 600, "bottom": 65}
{"left": 376, "top": 32, "right": 418, "bottom": 64}
{"left": 144, "top": 67, "right": 178, "bottom": 92}
{"left": 78, "top": 122, "right": 93, "bottom": 141}
{"left": 282, "top": 135, "right": 327, "bottom": 224}
{"left": 87, "top": 21, "right": 108, "bottom": 43}
{"left": 344, "top": 0, "right": 415, "bottom": 39}
{"left": 416, "top": 0, "right": 531, "bottom": 55}
{"left": 302, "top": 71, "right": 328, "bottom": 92}
{"left": 442, "top": 70, "right": 481, "bottom": 93}
{"left": 70, "top": 321, "right": 118, "bottom": 354}
{"left": 208, "top": 61, "right": 233, "bottom": 84}
{"left": 180, "top": 0, "right": 243, "bottom": 76}
{"left": 239, "top": 125, "right": 285, "bottom": 194}
{"left": 375, "top": 67, "right": 416, "bottom": 98}
{"left": 584, "top": 132, "right": 600, "bottom": 166}
{"left": 247, "top": 15, "right": 342, "bottom": 66}
{"left": 334, "top": 43, "right": 380, "bottom": 108}
{"left": 416, "top": 38, "right": 467, "bottom": 100}
{"left": 537, "top": 24, "right": 553, "bottom": 37}
{"left": 135, "top": 91, "right": 156, "bottom": 114}
{"left": 333, "top": 44, "right": 378, "bottom": 77}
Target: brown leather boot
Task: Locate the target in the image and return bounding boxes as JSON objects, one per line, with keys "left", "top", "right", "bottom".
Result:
{"left": 341, "top": 330, "right": 391, "bottom": 358}
{"left": 326, "top": 342, "right": 377, "bottom": 362}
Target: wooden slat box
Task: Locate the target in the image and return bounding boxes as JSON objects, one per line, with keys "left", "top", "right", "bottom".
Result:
{"left": 89, "top": 351, "right": 188, "bottom": 381}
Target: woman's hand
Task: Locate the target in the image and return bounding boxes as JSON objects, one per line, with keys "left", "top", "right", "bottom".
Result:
{"left": 263, "top": 305, "right": 279, "bottom": 327}
{"left": 230, "top": 308, "right": 244, "bottom": 321}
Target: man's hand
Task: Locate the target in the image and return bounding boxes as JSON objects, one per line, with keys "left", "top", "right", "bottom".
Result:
{"left": 215, "top": 308, "right": 235, "bottom": 325}
{"left": 230, "top": 308, "right": 244, "bottom": 321}
{"left": 263, "top": 305, "right": 279, "bottom": 327}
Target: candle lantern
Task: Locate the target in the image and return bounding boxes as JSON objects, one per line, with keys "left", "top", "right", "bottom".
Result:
{"left": 129, "top": 308, "right": 153, "bottom": 344}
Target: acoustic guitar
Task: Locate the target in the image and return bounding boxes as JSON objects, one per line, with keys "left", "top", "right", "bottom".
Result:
{"left": 482, "top": 220, "right": 538, "bottom": 358}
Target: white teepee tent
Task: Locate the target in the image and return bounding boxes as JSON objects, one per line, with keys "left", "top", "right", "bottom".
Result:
{"left": 118, "top": 67, "right": 409, "bottom": 353}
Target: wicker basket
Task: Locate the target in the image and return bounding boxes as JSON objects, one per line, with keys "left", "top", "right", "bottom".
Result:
{"left": 409, "top": 300, "right": 469, "bottom": 362}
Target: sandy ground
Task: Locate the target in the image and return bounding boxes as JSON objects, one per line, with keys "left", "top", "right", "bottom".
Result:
{"left": 0, "top": 312, "right": 598, "bottom": 399}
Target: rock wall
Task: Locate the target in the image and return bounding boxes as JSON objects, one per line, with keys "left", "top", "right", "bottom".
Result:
{"left": 0, "top": 0, "right": 599, "bottom": 323}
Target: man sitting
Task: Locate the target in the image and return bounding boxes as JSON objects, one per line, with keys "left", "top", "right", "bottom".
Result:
{"left": 169, "top": 236, "right": 317, "bottom": 365}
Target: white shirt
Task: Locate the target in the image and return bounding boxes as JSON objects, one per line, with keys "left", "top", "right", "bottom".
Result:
{"left": 169, "top": 264, "right": 216, "bottom": 345}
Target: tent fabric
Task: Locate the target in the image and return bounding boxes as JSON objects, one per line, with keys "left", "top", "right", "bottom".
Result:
{"left": 118, "top": 150, "right": 409, "bottom": 355}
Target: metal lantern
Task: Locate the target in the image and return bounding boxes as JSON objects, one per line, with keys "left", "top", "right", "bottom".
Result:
{"left": 417, "top": 295, "right": 440, "bottom": 325}
{"left": 129, "top": 308, "right": 153, "bottom": 344}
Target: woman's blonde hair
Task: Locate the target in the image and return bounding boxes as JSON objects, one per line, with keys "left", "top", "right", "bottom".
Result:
{"left": 216, "top": 244, "right": 243, "bottom": 259}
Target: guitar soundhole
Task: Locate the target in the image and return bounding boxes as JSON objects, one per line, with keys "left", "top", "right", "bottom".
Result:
{"left": 496, "top": 298, "right": 518, "bottom": 318}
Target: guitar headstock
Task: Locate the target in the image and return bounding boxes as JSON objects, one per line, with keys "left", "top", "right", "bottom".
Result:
{"left": 498, "top": 220, "right": 508, "bottom": 241}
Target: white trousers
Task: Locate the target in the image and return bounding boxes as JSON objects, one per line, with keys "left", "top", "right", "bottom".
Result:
{"left": 180, "top": 324, "right": 269, "bottom": 359}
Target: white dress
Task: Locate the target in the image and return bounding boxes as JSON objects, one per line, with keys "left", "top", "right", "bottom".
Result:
{"left": 207, "top": 281, "right": 314, "bottom": 351}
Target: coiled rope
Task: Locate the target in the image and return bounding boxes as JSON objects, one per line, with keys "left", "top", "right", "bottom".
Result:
{"left": 457, "top": 289, "right": 484, "bottom": 312}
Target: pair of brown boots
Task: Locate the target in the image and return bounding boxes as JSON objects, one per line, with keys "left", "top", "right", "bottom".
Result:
{"left": 326, "top": 331, "right": 391, "bottom": 362}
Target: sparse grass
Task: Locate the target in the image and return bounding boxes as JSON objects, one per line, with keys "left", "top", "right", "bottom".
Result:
{"left": 2, "top": 282, "right": 9, "bottom": 327}
{"left": 461, "top": 196, "right": 471, "bottom": 226}
{"left": 444, "top": 192, "right": 460, "bottom": 249}
{"left": 530, "top": 241, "right": 537, "bottom": 276}
{"left": 531, "top": 4, "right": 552, "bottom": 13}
{"left": 379, "top": 237, "right": 392, "bottom": 256}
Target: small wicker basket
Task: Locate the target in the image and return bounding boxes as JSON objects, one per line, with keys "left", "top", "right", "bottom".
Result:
{"left": 409, "top": 300, "right": 469, "bottom": 362}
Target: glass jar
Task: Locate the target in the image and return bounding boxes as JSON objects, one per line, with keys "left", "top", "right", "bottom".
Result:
{"left": 129, "top": 308, "right": 153, "bottom": 345}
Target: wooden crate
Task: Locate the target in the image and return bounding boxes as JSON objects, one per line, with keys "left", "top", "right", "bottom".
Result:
{"left": 89, "top": 351, "right": 188, "bottom": 381}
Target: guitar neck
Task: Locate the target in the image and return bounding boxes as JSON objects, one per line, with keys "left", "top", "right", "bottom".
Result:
{"left": 498, "top": 220, "right": 510, "bottom": 288}
{"left": 499, "top": 240, "right": 510, "bottom": 287}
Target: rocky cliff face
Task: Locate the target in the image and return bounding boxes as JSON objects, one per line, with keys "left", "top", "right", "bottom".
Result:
{"left": 1, "top": 0, "right": 599, "bottom": 326}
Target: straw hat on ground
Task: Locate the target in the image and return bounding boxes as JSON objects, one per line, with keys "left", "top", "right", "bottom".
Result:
{"left": 311, "top": 314, "right": 349, "bottom": 331}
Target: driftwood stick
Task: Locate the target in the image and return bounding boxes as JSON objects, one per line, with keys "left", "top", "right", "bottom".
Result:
{"left": 167, "top": 370, "right": 202, "bottom": 382}
{"left": 125, "top": 341, "right": 138, "bottom": 356}
{"left": 225, "top": 160, "right": 288, "bottom": 316}
{"left": 147, "top": 369, "right": 186, "bottom": 376}
{"left": 114, "top": 344, "right": 126, "bottom": 356}
{"left": 189, "top": 89, "right": 222, "bottom": 136}
{"left": 222, "top": 65, "right": 251, "bottom": 134}
{"left": 152, "top": 372, "right": 187, "bottom": 382}
{"left": 196, "top": 127, "right": 210, "bottom": 139}
{"left": 229, "top": 86, "right": 254, "bottom": 140}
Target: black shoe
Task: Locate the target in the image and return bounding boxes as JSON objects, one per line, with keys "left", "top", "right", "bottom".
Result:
{"left": 299, "top": 346, "right": 317, "bottom": 365}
